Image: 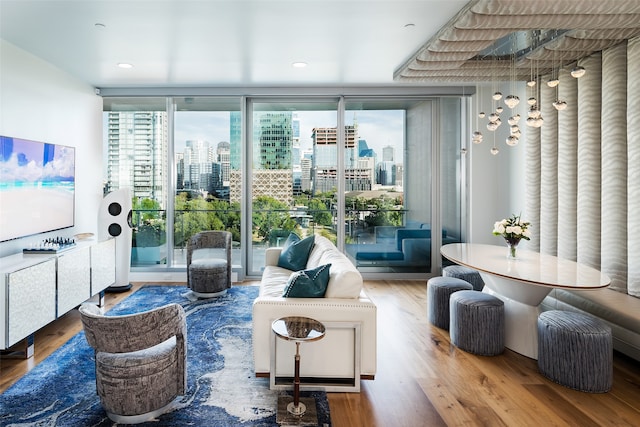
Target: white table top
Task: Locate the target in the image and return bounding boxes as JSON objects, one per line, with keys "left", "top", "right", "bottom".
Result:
{"left": 441, "top": 243, "right": 611, "bottom": 290}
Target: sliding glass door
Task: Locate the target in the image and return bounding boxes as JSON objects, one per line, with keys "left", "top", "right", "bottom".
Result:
{"left": 247, "top": 100, "right": 339, "bottom": 276}
{"left": 172, "top": 97, "right": 242, "bottom": 270}
{"left": 343, "top": 99, "right": 437, "bottom": 274}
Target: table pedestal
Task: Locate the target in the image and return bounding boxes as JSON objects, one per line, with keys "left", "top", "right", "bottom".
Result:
{"left": 272, "top": 317, "right": 325, "bottom": 426}
{"left": 481, "top": 273, "right": 552, "bottom": 359}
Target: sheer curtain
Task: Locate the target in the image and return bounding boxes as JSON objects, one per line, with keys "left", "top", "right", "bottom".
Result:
{"left": 526, "top": 36, "right": 640, "bottom": 297}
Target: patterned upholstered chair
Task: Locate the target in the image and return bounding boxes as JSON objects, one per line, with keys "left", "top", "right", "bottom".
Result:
{"left": 187, "top": 230, "right": 232, "bottom": 297}
{"left": 79, "top": 303, "right": 187, "bottom": 424}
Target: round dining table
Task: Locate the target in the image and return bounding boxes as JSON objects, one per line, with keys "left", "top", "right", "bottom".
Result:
{"left": 440, "top": 243, "right": 611, "bottom": 359}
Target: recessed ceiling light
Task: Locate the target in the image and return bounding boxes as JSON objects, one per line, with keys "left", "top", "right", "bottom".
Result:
{"left": 404, "top": 23, "right": 415, "bottom": 28}
{"left": 94, "top": 23, "right": 106, "bottom": 29}
{"left": 117, "top": 63, "right": 133, "bottom": 69}
{"left": 292, "top": 62, "right": 307, "bottom": 68}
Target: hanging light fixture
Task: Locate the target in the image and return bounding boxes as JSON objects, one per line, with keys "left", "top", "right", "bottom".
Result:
{"left": 504, "top": 95, "right": 520, "bottom": 109}
{"left": 490, "top": 130, "right": 499, "bottom": 155}
{"left": 547, "top": 46, "right": 559, "bottom": 87}
{"left": 506, "top": 135, "right": 519, "bottom": 146}
{"left": 553, "top": 100, "right": 568, "bottom": 111}
{"left": 472, "top": 87, "right": 483, "bottom": 144}
{"left": 504, "top": 42, "right": 520, "bottom": 109}
{"left": 508, "top": 114, "right": 521, "bottom": 125}
{"left": 571, "top": 65, "right": 586, "bottom": 78}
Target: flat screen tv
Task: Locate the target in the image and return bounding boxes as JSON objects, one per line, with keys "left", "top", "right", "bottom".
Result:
{"left": 0, "top": 136, "right": 75, "bottom": 242}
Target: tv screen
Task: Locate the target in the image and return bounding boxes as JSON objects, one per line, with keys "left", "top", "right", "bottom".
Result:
{"left": 0, "top": 136, "right": 75, "bottom": 242}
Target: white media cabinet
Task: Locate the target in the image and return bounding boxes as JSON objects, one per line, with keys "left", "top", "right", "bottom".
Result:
{"left": 0, "top": 238, "right": 115, "bottom": 357}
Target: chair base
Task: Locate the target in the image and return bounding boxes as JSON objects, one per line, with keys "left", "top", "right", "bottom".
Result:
{"left": 105, "top": 399, "right": 178, "bottom": 424}
{"left": 192, "top": 288, "right": 228, "bottom": 299}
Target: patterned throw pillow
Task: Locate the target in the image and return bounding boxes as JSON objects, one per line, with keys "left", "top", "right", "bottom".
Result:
{"left": 277, "top": 233, "right": 315, "bottom": 271}
{"left": 282, "top": 264, "right": 332, "bottom": 298}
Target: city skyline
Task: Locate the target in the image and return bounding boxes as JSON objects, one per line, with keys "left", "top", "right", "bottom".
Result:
{"left": 174, "top": 110, "right": 404, "bottom": 162}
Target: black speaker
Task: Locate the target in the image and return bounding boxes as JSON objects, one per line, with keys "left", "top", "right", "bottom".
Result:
{"left": 98, "top": 188, "right": 133, "bottom": 291}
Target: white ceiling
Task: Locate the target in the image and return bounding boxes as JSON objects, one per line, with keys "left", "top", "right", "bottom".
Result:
{"left": 0, "top": 0, "right": 470, "bottom": 88}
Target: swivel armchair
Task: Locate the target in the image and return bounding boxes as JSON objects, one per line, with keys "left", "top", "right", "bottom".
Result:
{"left": 187, "top": 230, "right": 232, "bottom": 297}
{"left": 79, "top": 303, "right": 187, "bottom": 424}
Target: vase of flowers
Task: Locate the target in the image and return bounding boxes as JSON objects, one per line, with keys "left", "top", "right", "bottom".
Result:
{"left": 492, "top": 214, "right": 531, "bottom": 259}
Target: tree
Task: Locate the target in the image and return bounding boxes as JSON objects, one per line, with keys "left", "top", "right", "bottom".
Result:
{"left": 252, "top": 196, "right": 296, "bottom": 242}
{"left": 307, "top": 198, "right": 333, "bottom": 226}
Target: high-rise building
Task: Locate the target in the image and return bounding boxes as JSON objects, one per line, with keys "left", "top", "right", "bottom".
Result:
{"left": 300, "top": 152, "right": 313, "bottom": 193}
{"left": 176, "top": 152, "right": 185, "bottom": 189}
{"left": 230, "top": 111, "right": 241, "bottom": 170}
{"left": 234, "top": 112, "right": 294, "bottom": 205}
{"left": 256, "top": 112, "right": 292, "bottom": 170}
{"left": 106, "top": 111, "right": 168, "bottom": 208}
{"left": 377, "top": 161, "right": 396, "bottom": 186}
{"left": 183, "top": 140, "right": 211, "bottom": 190}
{"left": 217, "top": 141, "right": 231, "bottom": 184}
{"left": 382, "top": 145, "right": 394, "bottom": 162}
{"left": 312, "top": 125, "right": 366, "bottom": 193}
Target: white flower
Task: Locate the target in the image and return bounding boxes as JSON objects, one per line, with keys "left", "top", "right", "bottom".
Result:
{"left": 492, "top": 213, "right": 532, "bottom": 241}
{"left": 507, "top": 225, "right": 523, "bottom": 235}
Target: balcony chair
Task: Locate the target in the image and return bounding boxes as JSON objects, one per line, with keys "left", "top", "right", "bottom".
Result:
{"left": 79, "top": 303, "right": 187, "bottom": 424}
{"left": 186, "top": 230, "right": 232, "bottom": 297}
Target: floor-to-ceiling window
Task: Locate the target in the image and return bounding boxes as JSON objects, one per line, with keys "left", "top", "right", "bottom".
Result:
{"left": 247, "top": 100, "right": 339, "bottom": 276}
{"left": 172, "top": 97, "right": 242, "bottom": 271}
{"left": 103, "top": 98, "right": 169, "bottom": 268}
{"left": 342, "top": 98, "right": 461, "bottom": 274}
{"left": 103, "top": 92, "right": 465, "bottom": 279}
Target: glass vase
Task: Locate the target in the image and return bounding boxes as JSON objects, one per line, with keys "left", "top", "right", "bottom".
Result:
{"left": 505, "top": 238, "right": 521, "bottom": 259}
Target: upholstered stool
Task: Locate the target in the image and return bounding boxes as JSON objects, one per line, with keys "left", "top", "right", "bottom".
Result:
{"left": 450, "top": 290, "right": 504, "bottom": 356}
{"left": 427, "top": 276, "right": 473, "bottom": 330}
{"left": 443, "top": 265, "right": 485, "bottom": 291}
{"left": 189, "top": 259, "right": 228, "bottom": 297}
{"left": 537, "top": 310, "right": 612, "bottom": 393}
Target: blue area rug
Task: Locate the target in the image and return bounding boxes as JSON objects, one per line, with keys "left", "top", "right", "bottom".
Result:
{"left": 0, "top": 285, "right": 331, "bottom": 426}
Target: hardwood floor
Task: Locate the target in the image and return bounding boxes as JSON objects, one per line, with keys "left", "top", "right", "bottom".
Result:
{"left": 2, "top": 280, "right": 640, "bottom": 426}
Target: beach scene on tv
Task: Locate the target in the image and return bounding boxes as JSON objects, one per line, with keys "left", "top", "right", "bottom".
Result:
{"left": 0, "top": 136, "right": 75, "bottom": 242}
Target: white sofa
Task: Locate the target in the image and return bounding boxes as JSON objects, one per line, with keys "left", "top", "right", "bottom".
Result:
{"left": 252, "top": 235, "right": 376, "bottom": 390}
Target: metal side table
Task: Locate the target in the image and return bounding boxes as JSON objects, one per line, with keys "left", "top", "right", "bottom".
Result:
{"left": 272, "top": 316, "right": 325, "bottom": 426}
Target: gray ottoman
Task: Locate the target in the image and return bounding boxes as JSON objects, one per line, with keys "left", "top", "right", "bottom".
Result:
{"left": 443, "top": 265, "right": 485, "bottom": 291}
{"left": 537, "top": 310, "right": 612, "bottom": 393}
{"left": 189, "top": 258, "right": 228, "bottom": 298}
{"left": 450, "top": 290, "right": 504, "bottom": 356}
{"left": 427, "top": 276, "right": 473, "bottom": 330}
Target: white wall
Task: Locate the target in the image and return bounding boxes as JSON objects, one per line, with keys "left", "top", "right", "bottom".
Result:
{"left": 468, "top": 83, "right": 529, "bottom": 246}
{"left": 0, "top": 40, "right": 104, "bottom": 258}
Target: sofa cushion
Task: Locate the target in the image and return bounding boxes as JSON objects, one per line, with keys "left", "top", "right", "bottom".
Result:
{"left": 318, "top": 247, "right": 363, "bottom": 298}
{"left": 306, "top": 236, "right": 334, "bottom": 267}
{"left": 278, "top": 233, "right": 315, "bottom": 271}
{"left": 283, "top": 264, "right": 332, "bottom": 298}
{"left": 259, "top": 265, "right": 294, "bottom": 297}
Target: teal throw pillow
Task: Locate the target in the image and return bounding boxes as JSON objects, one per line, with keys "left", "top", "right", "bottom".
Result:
{"left": 283, "top": 264, "right": 332, "bottom": 298}
{"left": 277, "top": 233, "right": 315, "bottom": 271}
